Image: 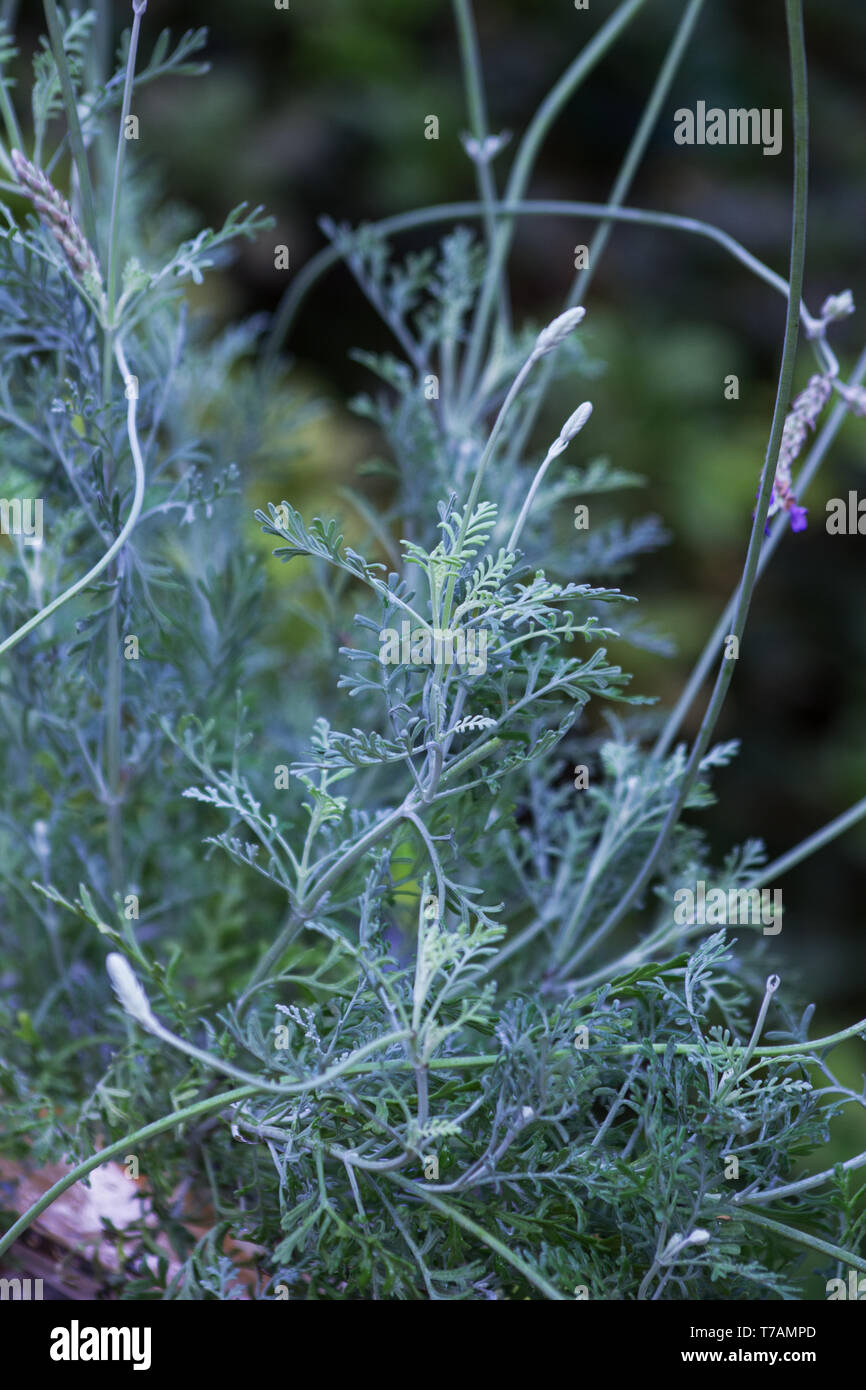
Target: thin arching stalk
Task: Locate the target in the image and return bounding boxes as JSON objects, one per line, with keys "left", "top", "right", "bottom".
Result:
{"left": 553, "top": 0, "right": 811, "bottom": 981}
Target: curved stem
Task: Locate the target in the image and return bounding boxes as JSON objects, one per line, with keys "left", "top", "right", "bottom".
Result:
{"left": 387, "top": 1172, "right": 567, "bottom": 1299}
{"left": 457, "top": 0, "right": 649, "bottom": 411}
{"left": 102, "top": 6, "right": 147, "bottom": 892}
{"left": 143, "top": 1009, "right": 412, "bottom": 1097}
{"left": 503, "top": 0, "right": 707, "bottom": 470}
{"left": 653, "top": 343, "right": 866, "bottom": 762}
{"left": 440, "top": 350, "right": 536, "bottom": 630}
{"left": 553, "top": 0, "right": 811, "bottom": 980}
{"left": 0, "top": 338, "right": 145, "bottom": 659}
{"left": 0, "top": 1083, "right": 259, "bottom": 1258}
{"left": 266, "top": 198, "right": 819, "bottom": 361}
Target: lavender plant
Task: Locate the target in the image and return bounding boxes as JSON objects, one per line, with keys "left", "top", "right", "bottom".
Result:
{"left": 1, "top": 0, "right": 866, "bottom": 1301}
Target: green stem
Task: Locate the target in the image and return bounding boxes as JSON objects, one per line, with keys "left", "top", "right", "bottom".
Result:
{"left": 387, "top": 1172, "right": 566, "bottom": 1299}
{"left": 106, "top": 0, "right": 146, "bottom": 323}
{"left": 145, "top": 1011, "right": 412, "bottom": 1096}
{"left": 554, "top": 0, "right": 811, "bottom": 981}
{"left": 266, "top": 198, "right": 818, "bottom": 361}
{"left": 734, "top": 1209, "right": 866, "bottom": 1275}
{"left": 745, "top": 795, "right": 866, "bottom": 889}
{"left": 652, "top": 343, "right": 866, "bottom": 762}
{"left": 609, "top": 1017, "right": 866, "bottom": 1060}
{"left": 42, "top": 0, "right": 98, "bottom": 250}
{"left": 715, "top": 974, "right": 780, "bottom": 1104}
{"left": 245, "top": 797, "right": 417, "bottom": 990}
{"left": 0, "top": 339, "right": 145, "bottom": 659}
{"left": 451, "top": 0, "right": 508, "bottom": 334}
{"left": 502, "top": 0, "right": 706, "bottom": 470}
{"left": 105, "top": 603, "right": 123, "bottom": 890}
{"left": 0, "top": 60, "right": 21, "bottom": 153}
{"left": 457, "top": 0, "right": 649, "bottom": 412}
{"left": 0, "top": 1083, "right": 259, "bottom": 1258}
{"left": 734, "top": 1150, "right": 866, "bottom": 1209}
{"left": 440, "top": 351, "right": 536, "bottom": 631}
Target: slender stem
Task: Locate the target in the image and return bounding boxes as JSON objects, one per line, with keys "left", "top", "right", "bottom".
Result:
{"left": 441, "top": 351, "right": 536, "bottom": 630}
{"left": 245, "top": 797, "right": 417, "bottom": 990}
{"left": 106, "top": 0, "right": 146, "bottom": 325}
{"left": 577, "top": 0, "right": 705, "bottom": 305}
{"left": 0, "top": 339, "right": 145, "bottom": 659}
{"left": 609, "top": 1017, "right": 866, "bottom": 1060}
{"left": 105, "top": 604, "right": 123, "bottom": 889}
{"left": 715, "top": 974, "right": 780, "bottom": 1103}
{"left": 143, "top": 1008, "right": 412, "bottom": 1097}
{"left": 387, "top": 1172, "right": 566, "bottom": 1300}
{"left": 266, "top": 198, "right": 819, "bottom": 361}
{"left": 745, "top": 795, "right": 866, "bottom": 889}
{"left": 653, "top": 343, "right": 866, "bottom": 761}
{"left": 0, "top": 1084, "right": 260, "bottom": 1258}
{"left": 506, "top": 443, "right": 558, "bottom": 552}
{"left": 42, "top": 0, "right": 98, "bottom": 250}
{"left": 103, "top": 2, "right": 147, "bottom": 893}
{"left": 502, "top": 0, "right": 706, "bottom": 470}
{"left": 451, "top": 0, "right": 508, "bottom": 334}
{"left": 734, "top": 1151, "right": 866, "bottom": 1210}
{"left": 553, "top": 0, "right": 810, "bottom": 980}
{"left": 733, "top": 1210, "right": 866, "bottom": 1274}
{"left": 457, "top": 0, "right": 649, "bottom": 412}
{"left": 0, "top": 59, "right": 21, "bottom": 153}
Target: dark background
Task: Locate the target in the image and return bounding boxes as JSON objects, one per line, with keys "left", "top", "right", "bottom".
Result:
{"left": 17, "top": 1, "right": 864, "bottom": 1018}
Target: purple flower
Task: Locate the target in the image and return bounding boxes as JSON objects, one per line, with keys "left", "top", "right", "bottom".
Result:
{"left": 789, "top": 504, "right": 808, "bottom": 533}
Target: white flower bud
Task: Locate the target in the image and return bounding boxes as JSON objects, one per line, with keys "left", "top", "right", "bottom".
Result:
{"left": 532, "top": 306, "right": 586, "bottom": 359}
{"left": 659, "top": 1228, "right": 711, "bottom": 1264}
{"left": 547, "top": 401, "right": 593, "bottom": 459}
{"left": 560, "top": 400, "right": 593, "bottom": 443}
{"left": 106, "top": 952, "right": 160, "bottom": 1033}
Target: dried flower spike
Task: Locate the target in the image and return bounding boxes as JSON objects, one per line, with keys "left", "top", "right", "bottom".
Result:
{"left": 11, "top": 149, "right": 104, "bottom": 293}
{"left": 761, "top": 372, "right": 832, "bottom": 534}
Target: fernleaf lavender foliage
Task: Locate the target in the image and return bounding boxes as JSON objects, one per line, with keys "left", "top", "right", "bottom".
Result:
{"left": 1, "top": 6, "right": 865, "bottom": 1302}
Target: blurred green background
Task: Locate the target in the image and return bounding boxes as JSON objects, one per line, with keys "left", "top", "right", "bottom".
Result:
{"left": 17, "top": 0, "right": 864, "bottom": 1020}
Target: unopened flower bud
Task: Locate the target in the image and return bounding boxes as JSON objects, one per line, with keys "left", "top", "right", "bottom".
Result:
{"left": 106, "top": 952, "right": 160, "bottom": 1033}
{"left": 659, "top": 1228, "right": 710, "bottom": 1264}
{"left": 532, "top": 306, "right": 586, "bottom": 359}
{"left": 548, "top": 401, "right": 593, "bottom": 459}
